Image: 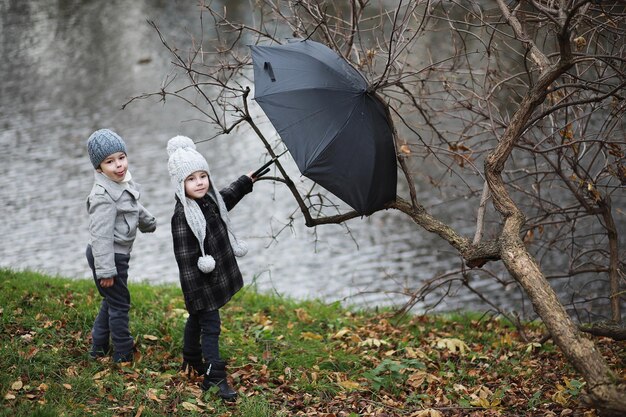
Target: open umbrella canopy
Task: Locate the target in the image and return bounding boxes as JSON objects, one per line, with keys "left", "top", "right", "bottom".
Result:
{"left": 250, "top": 39, "right": 397, "bottom": 216}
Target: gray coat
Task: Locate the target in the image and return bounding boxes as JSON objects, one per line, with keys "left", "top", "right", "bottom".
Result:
{"left": 87, "top": 172, "right": 157, "bottom": 278}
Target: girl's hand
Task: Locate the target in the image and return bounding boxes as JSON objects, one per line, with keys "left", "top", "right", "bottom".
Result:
{"left": 99, "top": 277, "right": 115, "bottom": 288}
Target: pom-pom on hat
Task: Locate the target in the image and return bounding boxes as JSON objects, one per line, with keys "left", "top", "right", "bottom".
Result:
{"left": 167, "top": 136, "right": 248, "bottom": 274}
{"left": 87, "top": 129, "right": 127, "bottom": 169}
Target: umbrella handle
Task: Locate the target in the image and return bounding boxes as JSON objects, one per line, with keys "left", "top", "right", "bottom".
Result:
{"left": 264, "top": 62, "right": 276, "bottom": 82}
{"left": 251, "top": 150, "right": 287, "bottom": 178}
{"left": 252, "top": 158, "right": 277, "bottom": 178}
{"left": 253, "top": 167, "right": 270, "bottom": 178}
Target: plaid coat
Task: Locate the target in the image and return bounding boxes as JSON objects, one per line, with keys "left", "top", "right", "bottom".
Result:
{"left": 171, "top": 175, "right": 253, "bottom": 313}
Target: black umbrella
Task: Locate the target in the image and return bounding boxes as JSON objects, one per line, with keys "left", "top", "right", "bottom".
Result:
{"left": 250, "top": 39, "right": 397, "bottom": 215}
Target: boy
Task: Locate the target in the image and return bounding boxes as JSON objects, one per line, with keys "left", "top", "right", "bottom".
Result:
{"left": 85, "top": 128, "right": 157, "bottom": 362}
{"left": 167, "top": 135, "right": 256, "bottom": 400}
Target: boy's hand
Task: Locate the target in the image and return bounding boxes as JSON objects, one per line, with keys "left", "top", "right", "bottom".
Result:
{"left": 99, "top": 277, "right": 115, "bottom": 288}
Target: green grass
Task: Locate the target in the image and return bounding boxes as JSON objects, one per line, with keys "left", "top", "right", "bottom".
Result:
{"left": 1, "top": 268, "right": 615, "bottom": 416}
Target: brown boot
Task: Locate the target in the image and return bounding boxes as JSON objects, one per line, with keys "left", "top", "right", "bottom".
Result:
{"left": 201, "top": 360, "right": 237, "bottom": 401}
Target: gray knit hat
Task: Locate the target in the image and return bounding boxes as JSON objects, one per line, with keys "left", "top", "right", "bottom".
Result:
{"left": 87, "top": 129, "right": 127, "bottom": 169}
{"left": 167, "top": 136, "right": 248, "bottom": 273}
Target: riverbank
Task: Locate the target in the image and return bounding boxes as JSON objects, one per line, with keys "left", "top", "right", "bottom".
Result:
{"left": 1, "top": 269, "right": 616, "bottom": 416}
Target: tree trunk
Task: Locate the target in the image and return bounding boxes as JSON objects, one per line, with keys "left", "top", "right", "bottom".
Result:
{"left": 483, "top": 90, "right": 626, "bottom": 416}
{"left": 498, "top": 215, "right": 626, "bottom": 415}
{"left": 485, "top": 4, "right": 626, "bottom": 413}
{"left": 599, "top": 199, "right": 623, "bottom": 323}
{"left": 482, "top": 83, "right": 626, "bottom": 416}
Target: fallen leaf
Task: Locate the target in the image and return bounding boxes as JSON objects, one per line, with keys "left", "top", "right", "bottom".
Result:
{"left": 469, "top": 385, "right": 502, "bottom": 409}
{"left": 410, "top": 409, "right": 443, "bottom": 417}
{"left": 525, "top": 342, "right": 542, "bottom": 353}
{"left": 406, "top": 371, "right": 439, "bottom": 388}
{"left": 338, "top": 380, "right": 361, "bottom": 390}
{"left": 171, "top": 308, "right": 188, "bottom": 317}
{"left": 332, "top": 328, "right": 351, "bottom": 339}
{"left": 552, "top": 385, "right": 570, "bottom": 406}
{"left": 93, "top": 370, "right": 109, "bottom": 380}
{"left": 143, "top": 334, "right": 159, "bottom": 341}
{"left": 405, "top": 346, "right": 428, "bottom": 359}
{"left": 295, "top": 308, "right": 312, "bottom": 323}
{"left": 25, "top": 346, "right": 39, "bottom": 359}
{"left": 301, "top": 331, "right": 323, "bottom": 341}
{"left": 11, "top": 380, "right": 23, "bottom": 390}
{"left": 435, "top": 337, "right": 469, "bottom": 355}
{"left": 470, "top": 397, "right": 491, "bottom": 407}
{"left": 252, "top": 312, "right": 272, "bottom": 326}
{"left": 453, "top": 383, "right": 468, "bottom": 393}
{"left": 20, "top": 333, "right": 33, "bottom": 343}
{"left": 146, "top": 388, "right": 161, "bottom": 402}
{"left": 382, "top": 396, "right": 403, "bottom": 407}
{"left": 360, "top": 338, "right": 389, "bottom": 348}
{"left": 181, "top": 402, "right": 202, "bottom": 412}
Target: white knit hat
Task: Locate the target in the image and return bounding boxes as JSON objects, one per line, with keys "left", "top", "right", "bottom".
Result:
{"left": 167, "top": 136, "right": 248, "bottom": 273}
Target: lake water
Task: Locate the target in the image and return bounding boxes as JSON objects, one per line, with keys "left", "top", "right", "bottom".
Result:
{"left": 1, "top": 0, "right": 615, "bottom": 316}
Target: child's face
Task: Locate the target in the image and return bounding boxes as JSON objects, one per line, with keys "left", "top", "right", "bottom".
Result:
{"left": 184, "top": 170, "right": 210, "bottom": 199}
{"left": 97, "top": 152, "right": 128, "bottom": 182}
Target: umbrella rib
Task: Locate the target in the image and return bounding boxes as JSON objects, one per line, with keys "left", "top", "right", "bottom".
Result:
{"left": 255, "top": 86, "right": 361, "bottom": 99}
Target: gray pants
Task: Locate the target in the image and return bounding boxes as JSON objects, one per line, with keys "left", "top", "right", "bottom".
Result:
{"left": 86, "top": 245, "right": 134, "bottom": 357}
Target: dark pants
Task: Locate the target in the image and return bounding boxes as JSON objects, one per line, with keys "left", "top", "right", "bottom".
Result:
{"left": 86, "top": 245, "right": 134, "bottom": 357}
{"left": 184, "top": 309, "right": 221, "bottom": 364}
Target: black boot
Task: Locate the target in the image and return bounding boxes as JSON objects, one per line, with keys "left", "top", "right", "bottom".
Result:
{"left": 201, "top": 360, "right": 237, "bottom": 401}
{"left": 181, "top": 350, "right": 207, "bottom": 376}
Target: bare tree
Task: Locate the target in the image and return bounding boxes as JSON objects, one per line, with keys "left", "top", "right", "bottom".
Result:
{"left": 126, "top": 0, "right": 625, "bottom": 414}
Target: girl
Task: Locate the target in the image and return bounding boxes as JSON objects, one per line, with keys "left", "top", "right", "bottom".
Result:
{"left": 167, "top": 135, "right": 256, "bottom": 400}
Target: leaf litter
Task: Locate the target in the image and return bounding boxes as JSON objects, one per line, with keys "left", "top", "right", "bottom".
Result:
{"left": 1, "top": 271, "right": 624, "bottom": 416}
